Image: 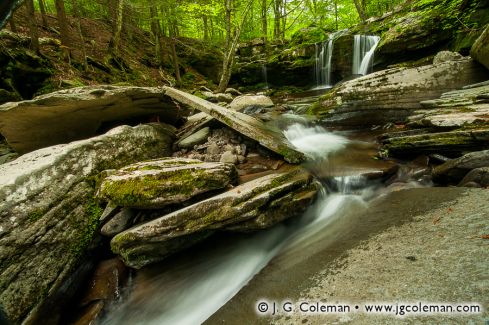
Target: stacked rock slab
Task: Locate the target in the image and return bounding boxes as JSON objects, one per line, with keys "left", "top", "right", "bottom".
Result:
{"left": 110, "top": 167, "right": 318, "bottom": 269}
{"left": 310, "top": 57, "right": 489, "bottom": 126}
{"left": 0, "top": 124, "right": 175, "bottom": 324}
{"left": 0, "top": 85, "right": 185, "bottom": 154}
{"left": 98, "top": 158, "right": 238, "bottom": 209}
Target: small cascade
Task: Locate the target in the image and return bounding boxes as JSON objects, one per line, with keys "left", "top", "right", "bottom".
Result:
{"left": 314, "top": 35, "right": 334, "bottom": 88}
{"left": 352, "top": 35, "right": 381, "bottom": 75}
{"left": 261, "top": 62, "right": 269, "bottom": 89}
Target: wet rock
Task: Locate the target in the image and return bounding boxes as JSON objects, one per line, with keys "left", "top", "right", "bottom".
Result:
{"left": 163, "top": 87, "right": 304, "bottom": 163}
{"left": 433, "top": 150, "right": 489, "bottom": 183}
{"left": 177, "top": 127, "right": 210, "bottom": 149}
{"left": 101, "top": 208, "right": 137, "bottom": 237}
{"left": 225, "top": 88, "right": 242, "bottom": 96}
{"left": 432, "top": 51, "right": 464, "bottom": 64}
{"left": 409, "top": 83, "right": 489, "bottom": 129}
{"left": 201, "top": 91, "right": 233, "bottom": 104}
{"left": 220, "top": 151, "right": 238, "bottom": 164}
{"left": 0, "top": 124, "right": 174, "bottom": 324}
{"left": 71, "top": 258, "right": 129, "bottom": 324}
{"left": 0, "top": 85, "right": 186, "bottom": 154}
{"left": 310, "top": 57, "right": 489, "bottom": 127}
{"left": 459, "top": 167, "right": 489, "bottom": 188}
{"left": 99, "top": 158, "right": 238, "bottom": 209}
{"left": 471, "top": 24, "right": 489, "bottom": 70}
{"left": 229, "top": 94, "right": 274, "bottom": 112}
{"left": 381, "top": 129, "right": 489, "bottom": 157}
{"left": 111, "top": 168, "right": 318, "bottom": 268}
{"left": 207, "top": 142, "right": 220, "bottom": 155}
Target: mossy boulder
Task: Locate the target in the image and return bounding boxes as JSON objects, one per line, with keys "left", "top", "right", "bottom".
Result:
{"left": 432, "top": 149, "right": 489, "bottom": 183}
{"left": 471, "top": 24, "right": 489, "bottom": 70}
{"left": 111, "top": 167, "right": 319, "bottom": 268}
{"left": 0, "top": 124, "right": 174, "bottom": 324}
{"left": 310, "top": 57, "right": 489, "bottom": 126}
{"left": 99, "top": 158, "right": 238, "bottom": 209}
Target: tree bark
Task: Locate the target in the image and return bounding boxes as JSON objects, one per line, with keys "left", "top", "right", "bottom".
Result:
{"left": 55, "top": 0, "right": 71, "bottom": 60}
{"left": 261, "top": 0, "right": 267, "bottom": 42}
{"left": 224, "top": 0, "right": 232, "bottom": 50}
{"left": 353, "top": 0, "right": 367, "bottom": 22}
{"left": 203, "top": 15, "right": 209, "bottom": 41}
{"left": 38, "top": 0, "right": 49, "bottom": 27}
{"left": 217, "top": 0, "right": 254, "bottom": 93}
{"left": 109, "top": 0, "right": 124, "bottom": 55}
{"left": 25, "top": 0, "right": 40, "bottom": 53}
{"left": 70, "top": 0, "right": 87, "bottom": 69}
{"left": 149, "top": 0, "right": 162, "bottom": 65}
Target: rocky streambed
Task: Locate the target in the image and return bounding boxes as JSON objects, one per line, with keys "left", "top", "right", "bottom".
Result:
{"left": 0, "top": 25, "right": 489, "bottom": 325}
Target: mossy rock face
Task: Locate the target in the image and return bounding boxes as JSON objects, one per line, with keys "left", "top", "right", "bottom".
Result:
{"left": 111, "top": 167, "right": 319, "bottom": 269}
{"left": 0, "top": 124, "right": 175, "bottom": 324}
{"left": 99, "top": 158, "right": 238, "bottom": 209}
{"left": 471, "top": 24, "right": 489, "bottom": 70}
{"left": 0, "top": 46, "right": 52, "bottom": 102}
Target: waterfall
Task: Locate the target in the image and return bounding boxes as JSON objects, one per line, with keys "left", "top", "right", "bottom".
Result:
{"left": 352, "top": 35, "right": 381, "bottom": 75}
{"left": 261, "top": 62, "right": 269, "bottom": 89}
{"left": 314, "top": 34, "right": 334, "bottom": 88}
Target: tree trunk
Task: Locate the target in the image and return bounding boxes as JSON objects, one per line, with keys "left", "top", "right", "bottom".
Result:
{"left": 203, "top": 15, "right": 209, "bottom": 41}
{"left": 261, "top": 0, "right": 267, "bottom": 42}
{"left": 170, "top": 36, "right": 181, "bottom": 86}
{"left": 353, "top": 0, "right": 367, "bottom": 22}
{"left": 273, "top": 0, "right": 281, "bottom": 40}
{"left": 217, "top": 0, "right": 254, "bottom": 93}
{"left": 224, "top": 0, "right": 232, "bottom": 50}
{"left": 55, "top": 0, "right": 71, "bottom": 60}
{"left": 38, "top": 0, "right": 49, "bottom": 27}
{"left": 9, "top": 15, "right": 17, "bottom": 32}
{"left": 70, "top": 0, "right": 87, "bottom": 69}
{"left": 109, "top": 0, "right": 124, "bottom": 55}
{"left": 149, "top": 0, "right": 162, "bottom": 65}
{"left": 25, "top": 0, "right": 40, "bottom": 53}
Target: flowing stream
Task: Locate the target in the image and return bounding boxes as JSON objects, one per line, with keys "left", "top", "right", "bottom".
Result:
{"left": 352, "top": 35, "right": 381, "bottom": 75}
{"left": 102, "top": 119, "right": 387, "bottom": 325}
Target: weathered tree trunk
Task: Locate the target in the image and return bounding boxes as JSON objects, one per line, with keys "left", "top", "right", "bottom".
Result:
{"left": 25, "top": 0, "right": 39, "bottom": 53}
{"left": 55, "top": 0, "right": 71, "bottom": 60}
{"left": 38, "top": 0, "right": 49, "bottom": 27}
{"left": 353, "top": 0, "right": 367, "bottom": 22}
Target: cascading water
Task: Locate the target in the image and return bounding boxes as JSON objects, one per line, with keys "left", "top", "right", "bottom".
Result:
{"left": 102, "top": 123, "right": 382, "bottom": 325}
{"left": 314, "top": 35, "right": 334, "bottom": 88}
{"left": 261, "top": 61, "right": 269, "bottom": 89}
{"left": 352, "top": 35, "right": 381, "bottom": 75}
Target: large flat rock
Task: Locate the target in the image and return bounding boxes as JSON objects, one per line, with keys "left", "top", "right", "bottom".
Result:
{"left": 0, "top": 85, "right": 185, "bottom": 154}
{"left": 0, "top": 123, "right": 175, "bottom": 324}
{"left": 163, "top": 87, "right": 305, "bottom": 163}
{"left": 309, "top": 57, "right": 489, "bottom": 127}
{"left": 111, "top": 167, "right": 318, "bottom": 268}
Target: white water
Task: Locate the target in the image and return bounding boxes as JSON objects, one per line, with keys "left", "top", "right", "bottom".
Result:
{"left": 103, "top": 124, "right": 375, "bottom": 325}
{"left": 284, "top": 123, "right": 349, "bottom": 159}
{"left": 261, "top": 62, "right": 269, "bottom": 89}
{"left": 314, "top": 35, "right": 334, "bottom": 88}
{"left": 352, "top": 35, "right": 381, "bottom": 75}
